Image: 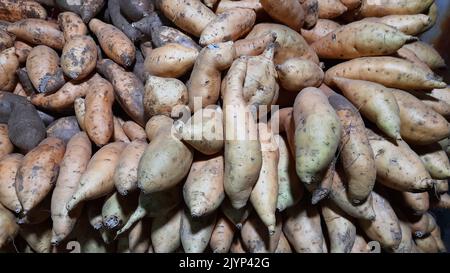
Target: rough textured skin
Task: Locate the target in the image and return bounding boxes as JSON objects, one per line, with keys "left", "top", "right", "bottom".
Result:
{"left": 0, "top": 48, "right": 18, "bottom": 92}
{"left": 180, "top": 209, "right": 216, "bottom": 253}
{"left": 210, "top": 215, "right": 235, "bottom": 253}
{"left": 89, "top": 19, "right": 135, "bottom": 67}
{"left": 301, "top": 19, "right": 340, "bottom": 44}
{"left": 322, "top": 201, "right": 356, "bottom": 253}
{"left": 359, "top": 0, "right": 433, "bottom": 17}
{"left": 61, "top": 35, "right": 97, "bottom": 80}
{"left": 151, "top": 208, "right": 182, "bottom": 253}
{"left": 325, "top": 57, "right": 446, "bottom": 91}
{"left": 144, "top": 76, "right": 188, "bottom": 118}
{"left": 0, "top": 0, "right": 47, "bottom": 21}
{"left": 51, "top": 132, "right": 91, "bottom": 245}
{"left": 276, "top": 58, "right": 324, "bottom": 92}
{"left": 58, "top": 12, "right": 88, "bottom": 41}
{"left": 0, "top": 153, "right": 23, "bottom": 213}
{"left": 312, "top": 21, "right": 416, "bottom": 59}
{"left": 184, "top": 155, "right": 224, "bottom": 217}
{"left": 15, "top": 137, "right": 65, "bottom": 215}
{"left": 260, "top": 0, "right": 304, "bottom": 31}
{"left": 7, "top": 19, "right": 65, "bottom": 50}
{"left": 241, "top": 213, "right": 281, "bottom": 253}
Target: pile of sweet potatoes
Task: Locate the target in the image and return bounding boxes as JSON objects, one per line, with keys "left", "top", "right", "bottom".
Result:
{"left": 0, "top": 0, "right": 449, "bottom": 253}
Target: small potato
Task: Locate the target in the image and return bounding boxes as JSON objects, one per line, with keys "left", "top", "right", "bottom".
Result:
{"left": 216, "top": 0, "right": 263, "bottom": 15}
{"left": 26, "top": 45, "right": 65, "bottom": 94}
{"left": 58, "top": 12, "right": 88, "bottom": 41}
{"left": 301, "top": 19, "right": 341, "bottom": 44}
{"left": 0, "top": 124, "right": 13, "bottom": 159}
{"left": 144, "top": 76, "right": 188, "bottom": 118}
{"left": 7, "top": 19, "right": 64, "bottom": 50}
{"left": 89, "top": 18, "right": 135, "bottom": 68}
{"left": 119, "top": 0, "right": 154, "bottom": 22}
{"left": 276, "top": 58, "right": 324, "bottom": 92}
{"left": 0, "top": 0, "right": 47, "bottom": 22}
{"left": 144, "top": 43, "right": 199, "bottom": 78}
{"left": 15, "top": 137, "right": 65, "bottom": 215}
{"left": 0, "top": 153, "right": 23, "bottom": 213}
{"left": 61, "top": 35, "right": 97, "bottom": 80}
{"left": 46, "top": 116, "right": 80, "bottom": 145}
{"left": 199, "top": 8, "right": 256, "bottom": 46}
{"left": 84, "top": 75, "right": 115, "bottom": 147}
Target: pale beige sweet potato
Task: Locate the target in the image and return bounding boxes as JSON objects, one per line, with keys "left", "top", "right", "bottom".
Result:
{"left": 241, "top": 213, "right": 281, "bottom": 253}
{"left": 415, "top": 144, "right": 450, "bottom": 180}
{"left": 322, "top": 201, "right": 356, "bottom": 253}
{"left": 7, "top": 19, "right": 64, "bottom": 50}
{"left": 180, "top": 209, "right": 216, "bottom": 253}
{"left": 151, "top": 208, "right": 182, "bottom": 253}
{"left": 402, "top": 41, "right": 446, "bottom": 70}
{"left": 210, "top": 215, "right": 235, "bottom": 253}
{"left": 317, "top": 0, "right": 347, "bottom": 19}
{"left": 359, "top": 0, "right": 434, "bottom": 17}
{"left": 0, "top": 47, "right": 19, "bottom": 92}
{"left": 122, "top": 121, "right": 147, "bottom": 142}
{"left": 301, "top": 19, "right": 341, "bottom": 44}
{"left": 234, "top": 32, "right": 276, "bottom": 57}
{"left": 276, "top": 58, "right": 324, "bottom": 92}
{"left": 363, "top": 14, "right": 432, "bottom": 36}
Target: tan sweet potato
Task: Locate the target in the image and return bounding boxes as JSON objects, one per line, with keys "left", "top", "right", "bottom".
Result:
{"left": 26, "top": 45, "right": 65, "bottom": 94}
{"left": 181, "top": 209, "right": 216, "bottom": 253}
{"left": 301, "top": 19, "right": 340, "bottom": 44}
{"left": 210, "top": 215, "right": 235, "bottom": 253}
{"left": 276, "top": 58, "right": 324, "bottom": 92}
{"left": 260, "top": 0, "right": 304, "bottom": 31}
{"left": 359, "top": 0, "right": 434, "bottom": 17}
{"left": 20, "top": 221, "right": 52, "bottom": 253}
{"left": 97, "top": 59, "right": 145, "bottom": 126}
{"left": 89, "top": 19, "right": 135, "bottom": 67}
{"left": 241, "top": 212, "right": 281, "bottom": 253}
{"left": 0, "top": 0, "right": 47, "bottom": 22}
{"left": 350, "top": 234, "right": 370, "bottom": 253}
{"left": 200, "top": 8, "right": 255, "bottom": 46}
{"left": 151, "top": 208, "right": 182, "bottom": 253}
{"left": 15, "top": 137, "right": 65, "bottom": 215}
{"left": 158, "top": 0, "right": 217, "bottom": 37}
{"left": 66, "top": 142, "right": 127, "bottom": 212}
{"left": 415, "top": 235, "right": 439, "bottom": 253}
{"left": 400, "top": 191, "right": 429, "bottom": 215}
{"left": 0, "top": 153, "right": 23, "bottom": 213}
{"left": 138, "top": 115, "right": 193, "bottom": 194}
{"left": 14, "top": 41, "right": 32, "bottom": 64}
{"left": 414, "top": 144, "right": 450, "bottom": 180}
{"left": 275, "top": 232, "right": 293, "bottom": 253}
{"left": 122, "top": 121, "right": 147, "bottom": 142}
{"left": 126, "top": 218, "right": 151, "bottom": 253}
{"left": 363, "top": 14, "right": 431, "bottom": 36}
{"left": 392, "top": 89, "right": 450, "bottom": 145}
{"left": 84, "top": 75, "right": 115, "bottom": 147}
{"left": 61, "top": 35, "right": 97, "bottom": 80}
{"left": 188, "top": 41, "right": 235, "bottom": 110}
{"left": 312, "top": 21, "right": 416, "bottom": 59}
{"left": 234, "top": 32, "right": 276, "bottom": 57}
{"left": 317, "top": 0, "right": 347, "bottom": 19}
{"left": 58, "top": 12, "right": 88, "bottom": 41}
{"left": 113, "top": 140, "right": 147, "bottom": 195}
{"left": 0, "top": 124, "right": 13, "bottom": 159}
{"left": 435, "top": 180, "right": 449, "bottom": 195}
{"left": 113, "top": 117, "right": 129, "bottom": 143}
{"left": 246, "top": 23, "right": 320, "bottom": 65}
{"left": 7, "top": 19, "right": 64, "bottom": 50}
{"left": 325, "top": 57, "right": 446, "bottom": 90}
{"left": 0, "top": 47, "right": 18, "bottom": 92}
{"left": 216, "top": 0, "right": 263, "bottom": 15}
{"left": 0, "top": 29, "right": 13, "bottom": 52}
{"left": 0, "top": 202, "right": 19, "bottom": 248}
{"left": 74, "top": 97, "right": 86, "bottom": 131}
{"left": 322, "top": 201, "right": 356, "bottom": 253}
{"left": 144, "top": 43, "right": 199, "bottom": 78}
{"left": 144, "top": 75, "right": 188, "bottom": 118}
{"left": 402, "top": 41, "right": 446, "bottom": 70}
{"left": 50, "top": 132, "right": 91, "bottom": 245}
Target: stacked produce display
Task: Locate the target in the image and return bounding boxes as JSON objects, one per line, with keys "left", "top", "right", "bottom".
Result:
{"left": 0, "top": 0, "right": 449, "bottom": 253}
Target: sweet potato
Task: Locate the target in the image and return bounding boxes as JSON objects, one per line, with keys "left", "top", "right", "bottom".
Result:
{"left": 363, "top": 14, "right": 431, "bottom": 36}
{"left": 19, "top": 221, "right": 52, "bottom": 253}
{"left": 58, "top": 12, "right": 88, "bottom": 42}
{"left": 246, "top": 23, "right": 320, "bottom": 65}
{"left": 221, "top": 198, "right": 251, "bottom": 229}
{"left": 350, "top": 234, "right": 370, "bottom": 253}
{"left": 101, "top": 192, "right": 137, "bottom": 230}
{"left": 396, "top": 47, "right": 434, "bottom": 74}
{"left": 122, "top": 121, "right": 147, "bottom": 142}
{"left": 184, "top": 155, "right": 224, "bottom": 217}
{"left": 113, "top": 140, "right": 147, "bottom": 196}
{"left": 46, "top": 116, "right": 80, "bottom": 145}
{"left": 249, "top": 123, "right": 278, "bottom": 234}
{"left": 113, "top": 117, "right": 129, "bottom": 143}
{"left": 325, "top": 57, "right": 446, "bottom": 90}
{"left": 415, "top": 235, "right": 439, "bottom": 253}
{"left": 260, "top": 0, "right": 304, "bottom": 31}
{"left": 151, "top": 208, "right": 182, "bottom": 253}
{"left": 0, "top": 29, "right": 13, "bottom": 52}
{"left": 397, "top": 191, "right": 430, "bottom": 215}
{"left": 216, "top": 0, "right": 263, "bottom": 15}
{"left": 327, "top": 90, "right": 376, "bottom": 203}
{"left": 157, "top": 0, "right": 217, "bottom": 37}
{"left": 421, "top": 97, "right": 450, "bottom": 118}
{"left": 61, "top": 35, "right": 97, "bottom": 80}
{"left": 144, "top": 75, "right": 188, "bottom": 118}
{"left": 7, "top": 19, "right": 64, "bottom": 50}
{"left": 435, "top": 180, "right": 449, "bottom": 195}
{"left": 392, "top": 89, "right": 450, "bottom": 145}
{"left": 30, "top": 77, "right": 91, "bottom": 112}
{"left": 366, "top": 129, "right": 434, "bottom": 192}
{"left": 119, "top": 0, "right": 154, "bottom": 22}
{"left": 241, "top": 212, "right": 281, "bottom": 253}
{"left": 300, "top": 0, "right": 319, "bottom": 29}
{"left": 293, "top": 87, "right": 341, "bottom": 184}
{"left": 144, "top": 43, "right": 199, "bottom": 78}
{"left": 317, "top": 0, "right": 347, "bottom": 19}
{"left": 200, "top": 8, "right": 255, "bottom": 46}
{"left": 243, "top": 43, "right": 279, "bottom": 108}
{"left": 283, "top": 201, "right": 324, "bottom": 253}
{"left": 66, "top": 142, "right": 127, "bottom": 212}
{"left": 15, "top": 137, "right": 65, "bottom": 215}
{"left": 274, "top": 134, "right": 303, "bottom": 212}
{"left": 0, "top": 0, "right": 47, "bottom": 22}
{"left": 188, "top": 41, "right": 235, "bottom": 110}
{"left": 322, "top": 201, "right": 356, "bottom": 253}
{"left": 84, "top": 75, "right": 115, "bottom": 146}
{"left": 425, "top": 2, "right": 438, "bottom": 31}
{"left": 431, "top": 226, "right": 447, "bottom": 253}
{"left": 402, "top": 41, "right": 446, "bottom": 70}
{"left": 222, "top": 58, "right": 262, "bottom": 209}
{"left": 276, "top": 58, "right": 324, "bottom": 92}
{"left": 301, "top": 19, "right": 340, "bottom": 44}
{"left": 392, "top": 220, "right": 417, "bottom": 253}
{"left": 138, "top": 115, "right": 193, "bottom": 194}
{"left": 414, "top": 144, "right": 450, "bottom": 180}
{"left": 74, "top": 97, "right": 86, "bottom": 131}
{"left": 332, "top": 78, "right": 401, "bottom": 140}
{"left": 0, "top": 124, "right": 13, "bottom": 159}
{"left": 312, "top": 21, "right": 416, "bottom": 59}
{"left": 359, "top": 0, "right": 433, "bottom": 17}
{"left": 275, "top": 232, "right": 293, "bottom": 253}
{"left": 50, "top": 132, "right": 91, "bottom": 245}
{"left": 108, "top": 0, "right": 142, "bottom": 42}
{"left": 234, "top": 32, "right": 276, "bottom": 57}
{"left": 0, "top": 48, "right": 18, "bottom": 92}
{"left": 181, "top": 209, "right": 216, "bottom": 253}
{"left": 97, "top": 59, "right": 145, "bottom": 126}
{"left": 359, "top": 192, "right": 402, "bottom": 251}
{"left": 127, "top": 218, "right": 151, "bottom": 253}
{"left": 26, "top": 45, "right": 65, "bottom": 94}
{"left": 0, "top": 153, "right": 23, "bottom": 213}
{"left": 13, "top": 83, "right": 27, "bottom": 97}
{"left": 14, "top": 41, "right": 32, "bottom": 64}
{"left": 132, "top": 12, "right": 200, "bottom": 50}
{"left": 210, "top": 215, "right": 234, "bottom": 253}
{"left": 89, "top": 19, "right": 135, "bottom": 68}
{"left": 0, "top": 203, "right": 18, "bottom": 248}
